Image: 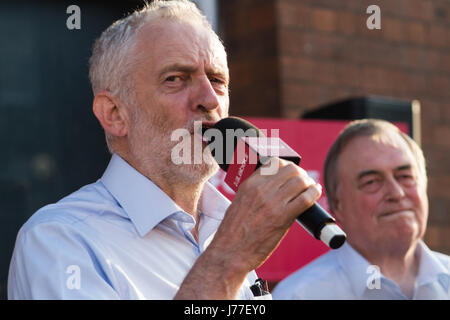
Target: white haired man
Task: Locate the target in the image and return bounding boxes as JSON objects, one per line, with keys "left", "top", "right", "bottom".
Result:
{"left": 273, "top": 119, "right": 450, "bottom": 300}
{"left": 8, "top": 0, "right": 321, "bottom": 299}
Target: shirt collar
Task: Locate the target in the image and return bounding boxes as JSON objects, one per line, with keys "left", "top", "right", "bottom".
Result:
{"left": 100, "top": 154, "right": 183, "bottom": 237}
{"left": 415, "top": 241, "right": 450, "bottom": 290}
{"left": 100, "top": 153, "right": 230, "bottom": 237}
{"left": 336, "top": 242, "right": 374, "bottom": 298}
{"left": 337, "top": 240, "right": 450, "bottom": 297}
{"left": 198, "top": 178, "right": 231, "bottom": 221}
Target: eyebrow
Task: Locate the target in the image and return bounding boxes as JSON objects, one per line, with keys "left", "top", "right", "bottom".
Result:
{"left": 357, "top": 164, "right": 413, "bottom": 180}
{"left": 357, "top": 170, "right": 380, "bottom": 180}
{"left": 158, "top": 63, "right": 198, "bottom": 79}
{"left": 158, "top": 62, "right": 229, "bottom": 82}
{"left": 395, "top": 164, "right": 413, "bottom": 172}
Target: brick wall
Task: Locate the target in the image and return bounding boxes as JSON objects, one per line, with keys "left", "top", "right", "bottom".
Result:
{"left": 219, "top": 0, "right": 450, "bottom": 254}
{"left": 219, "top": 0, "right": 280, "bottom": 117}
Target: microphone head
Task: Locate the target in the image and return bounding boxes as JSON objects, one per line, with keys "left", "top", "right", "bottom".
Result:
{"left": 210, "top": 117, "right": 262, "bottom": 135}
{"left": 203, "top": 117, "right": 264, "bottom": 172}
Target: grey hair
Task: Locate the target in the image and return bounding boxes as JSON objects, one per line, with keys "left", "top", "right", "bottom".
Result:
{"left": 88, "top": 0, "right": 222, "bottom": 153}
{"left": 324, "top": 119, "right": 427, "bottom": 213}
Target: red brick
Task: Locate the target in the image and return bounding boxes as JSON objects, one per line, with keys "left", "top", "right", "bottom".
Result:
{"left": 439, "top": 101, "right": 450, "bottom": 123}
{"left": 277, "top": 1, "right": 311, "bottom": 29}
{"left": 404, "top": 48, "right": 442, "bottom": 74}
{"left": 361, "top": 66, "right": 392, "bottom": 92}
{"left": 280, "top": 56, "right": 342, "bottom": 87}
{"left": 428, "top": 175, "right": 450, "bottom": 198}
{"left": 295, "top": 0, "right": 350, "bottom": 11}
{"left": 421, "top": 117, "right": 436, "bottom": 146}
{"left": 281, "top": 28, "right": 352, "bottom": 61}
{"left": 334, "top": 62, "right": 362, "bottom": 88}
{"left": 220, "top": 0, "right": 276, "bottom": 39}
{"left": 424, "top": 225, "right": 450, "bottom": 254}
{"left": 440, "top": 52, "right": 450, "bottom": 74}
{"left": 433, "top": 0, "right": 450, "bottom": 23}
{"left": 335, "top": 11, "right": 360, "bottom": 36}
{"left": 425, "top": 147, "right": 450, "bottom": 177}
{"left": 428, "top": 24, "right": 449, "bottom": 49}
{"left": 280, "top": 56, "right": 315, "bottom": 81}
{"left": 347, "top": 0, "right": 375, "bottom": 12}
{"left": 282, "top": 82, "right": 323, "bottom": 108}
{"left": 431, "top": 125, "right": 450, "bottom": 148}
{"left": 230, "top": 84, "right": 280, "bottom": 117}
{"left": 339, "top": 38, "right": 401, "bottom": 69}
{"left": 427, "top": 75, "right": 450, "bottom": 99}
{"left": 281, "top": 55, "right": 369, "bottom": 92}
{"left": 229, "top": 61, "right": 253, "bottom": 88}
{"left": 381, "top": 16, "right": 406, "bottom": 43}
{"left": 278, "top": 28, "right": 307, "bottom": 56}
{"left": 428, "top": 198, "right": 450, "bottom": 225}
{"left": 371, "top": 0, "right": 435, "bottom": 22}
{"left": 406, "top": 21, "right": 426, "bottom": 45}
{"left": 311, "top": 7, "right": 337, "bottom": 33}
{"left": 418, "top": 99, "right": 444, "bottom": 124}
{"left": 248, "top": 2, "right": 277, "bottom": 32}
{"left": 402, "top": 0, "right": 435, "bottom": 22}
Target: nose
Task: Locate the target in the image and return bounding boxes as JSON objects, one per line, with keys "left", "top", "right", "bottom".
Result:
{"left": 384, "top": 176, "right": 406, "bottom": 201}
{"left": 191, "top": 75, "right": 221, "bottom": 113}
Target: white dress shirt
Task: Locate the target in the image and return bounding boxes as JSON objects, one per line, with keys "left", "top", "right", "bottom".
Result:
{"left": 272, "top": 241, "right": 450, "bottom": 300}
{"left": 8, "top": 153, "right": 258, "bottom": 299}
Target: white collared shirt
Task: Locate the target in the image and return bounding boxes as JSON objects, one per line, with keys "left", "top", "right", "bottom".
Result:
{"left": 8, "top": 154, "right": 258, "bottom": 299}
{"left": 272, "top": 241, "right": 450, "bottom": 300}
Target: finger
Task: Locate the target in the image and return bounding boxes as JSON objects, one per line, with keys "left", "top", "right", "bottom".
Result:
{"left": 255, "top": 159, "right": 303, "bottom": 187}
{"left": 277, "top": 174, "right": 317, "bottom": 205}
{"left": 285, "top": 183, "right": 322, "bottom": 217}
{"left": 240, "top": 158, "right": 288, "bottom": 190}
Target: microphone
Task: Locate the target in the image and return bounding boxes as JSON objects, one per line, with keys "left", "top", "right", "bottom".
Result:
{"left": 202, "top": 117, "right": 346, "bottom": 249}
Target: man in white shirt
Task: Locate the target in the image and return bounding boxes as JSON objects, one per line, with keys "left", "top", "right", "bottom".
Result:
{"left": 8, "top": 0, "right": 321, "bottom": 299}
{"left": 273, "top": 119, "right": 450, "bottom": 300}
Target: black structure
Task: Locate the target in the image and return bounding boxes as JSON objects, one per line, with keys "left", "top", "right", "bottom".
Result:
{"left": 0, "top": 0, "right": 144, "bottom": 300}
{"left": 302, "top": 96, "right": 422, "bottom": 145}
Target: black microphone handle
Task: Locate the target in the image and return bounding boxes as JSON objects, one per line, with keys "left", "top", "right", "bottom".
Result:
{"left": 256, "top": 156, "right": 346, "bottom": 249}
{"left": 297, "top": 202, "right": 334, "bottom": 239}
{"left": 297, "top": 202, "right": 346, "bottom": 249}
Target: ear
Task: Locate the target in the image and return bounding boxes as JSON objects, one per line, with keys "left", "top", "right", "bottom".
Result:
{"left": 92, "top": 91, "right": 129, "bottom": 137}
{"left": 330, "top": 189, "right": 344, "bottom": 225}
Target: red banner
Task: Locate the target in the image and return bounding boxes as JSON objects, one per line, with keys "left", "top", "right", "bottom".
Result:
{"left": 208, "top": 118, "right": 408, "bottom": 281}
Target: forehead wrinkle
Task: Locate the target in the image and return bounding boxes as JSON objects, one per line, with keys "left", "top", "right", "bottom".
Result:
{"left": 193, "top": 33, "right": 228, "bottom": 80}
{"left": 136, "top": 20, "right": 228, "bottom": 79}
{"left": 370, "top": 132, "right": 403, "bottom": 149}
{"left": 339, "top": 134, "right": 417, "bottom": 182}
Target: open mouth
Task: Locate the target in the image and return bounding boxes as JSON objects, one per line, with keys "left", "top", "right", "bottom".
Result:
{"left": 200, "top": 121, "right": 216, "bottom": 143}
{"left": 201, "top": 121, "right": 215, "bottom": 131}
